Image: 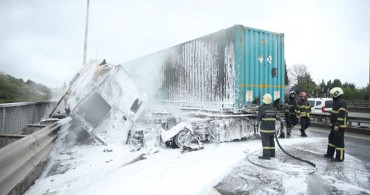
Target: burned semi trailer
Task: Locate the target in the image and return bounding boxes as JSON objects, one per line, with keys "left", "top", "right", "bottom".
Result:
{"left": 124, "top": 25, "right": 286, "bottom": 141}
{"left": 124, "top": 25, "right": 285, "bottom": 111}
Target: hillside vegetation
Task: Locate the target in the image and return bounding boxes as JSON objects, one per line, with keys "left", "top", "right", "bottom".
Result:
{"left": 288, "top": 64, "right": 369, "bottom": 102}
{"left": 0, "top": 73, "right": 51, "bottom": 103}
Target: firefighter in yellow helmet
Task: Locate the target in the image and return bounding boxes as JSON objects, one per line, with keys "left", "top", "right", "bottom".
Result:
{"left": 257, "top": 93, "right": 277, "bottom": 160}
{"left": 324, "top": 87, "right": 348, "bottom": 162}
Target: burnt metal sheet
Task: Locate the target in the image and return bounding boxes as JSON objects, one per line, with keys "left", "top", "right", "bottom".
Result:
{"left": 75, "top": 92, "right": 112, "bottom": 128}
{"left": 124, "top": 25, "right": 285, "bottom": 112}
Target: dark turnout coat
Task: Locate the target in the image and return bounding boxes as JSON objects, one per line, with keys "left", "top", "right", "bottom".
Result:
{"left": 257, "top": 104, "right": 277, "bottom": 134}
{"left": 257, "top": 103, "right": 277, "bottom": 158}
{"left": 297, "top": 99, "right": 311, "bottom": 117}
{"left": 330, "top": 96, "right": 348, "bottom": 128}
{"left": 327, "top": 96, "right": 348, "bottom": 161}
{"left": 285, "top": 96, "right": 297, "bottom": 114}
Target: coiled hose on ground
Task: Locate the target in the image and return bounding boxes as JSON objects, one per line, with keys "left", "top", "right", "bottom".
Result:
{"left": 274, "top": 133, "right": 317, "bottom": 168}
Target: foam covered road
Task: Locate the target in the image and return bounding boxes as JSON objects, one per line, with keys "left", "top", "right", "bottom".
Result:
{"left": 214, "top": 127, "right": 370, "bottom": 194}
{"left": 26, "top": 125, "right": 370, "bottom": 195}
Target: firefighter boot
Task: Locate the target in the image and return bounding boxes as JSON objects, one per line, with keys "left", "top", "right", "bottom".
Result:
{"left": 287, "top": 128, "right": 291, "bottom": 137}
{"left": 325, "top": 145, "right": 335, "bottom": 160}
{"left": 270, "top": 150, "right": 276, "bottom": 158}
{"left": 335, "top": 148, "right": 345, "bottom": 162}
{"left": 258, "top": 156, "right": 271, "bottom": 160}
{"left": 300, "top": 130, "right": 307, "bottom": 137}
{"left": 324, "top": 154, "right": 333, "bottom": 160}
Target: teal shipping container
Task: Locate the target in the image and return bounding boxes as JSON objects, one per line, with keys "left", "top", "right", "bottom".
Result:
{"left": 124, "top": 25, "right": 285, "bottom": 113}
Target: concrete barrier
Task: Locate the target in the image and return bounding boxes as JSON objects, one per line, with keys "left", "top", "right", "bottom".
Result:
{"left": 0, "top": 101, "right": 56, "bottom": 134}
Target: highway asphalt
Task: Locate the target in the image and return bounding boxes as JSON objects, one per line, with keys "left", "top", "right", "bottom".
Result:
{"left": 214, "top": 126, "right": 370, "bottom": 194}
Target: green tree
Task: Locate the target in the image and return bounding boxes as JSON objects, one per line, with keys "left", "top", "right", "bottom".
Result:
{"left": 0, "top": 73, "right": 51, "bottom": 103}
{"left": 363, "top": 85, "right": 369, "bottom": 101}
{"left": 342, "top": 87, "right": 362, "bottom": 102}
{"left": 317, "top": 80, "right": 327, "bottom": 97}
{"left": 326, "top": 80, "right": 332, "bottom": 91}
{"left": 284, "top": 60, "right": 289, "bottom": 85}
{"left": 289, "top": 64, "right": 317, "bottom": 96}
{"left": 342, "top": 82, "right": 356, "bottom": 90}
{"left": 332, "top": 79, "right": 342, "bottom": 88}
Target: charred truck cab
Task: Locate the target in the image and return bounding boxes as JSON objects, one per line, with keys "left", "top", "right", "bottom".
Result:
{"left": 60, "top": 62, "right": 147, "bottom": 145}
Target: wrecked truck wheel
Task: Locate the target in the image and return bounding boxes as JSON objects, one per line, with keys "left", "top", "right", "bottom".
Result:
{"left": 254, "top": 122, "right": 261, "bottom": 139}
{"left": 165, "top": 140, "right": 176, "bottom": 148}
{"left": 275, "top": 118, "right": 286, "bottom": 139}
{"left": 174, "top": 128, "right": 193, "bottom": 148}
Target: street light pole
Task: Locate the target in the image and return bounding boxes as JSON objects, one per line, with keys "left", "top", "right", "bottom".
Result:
{"left": 82, "top": 0, "right": 90, "bottom": 66}
{"left": 96, "top": 33, "right": 104, "bottom": 60}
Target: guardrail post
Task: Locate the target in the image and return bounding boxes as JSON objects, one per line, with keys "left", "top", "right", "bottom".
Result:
{"left": 1, "top": 108, "right": 4, "bottom": 134}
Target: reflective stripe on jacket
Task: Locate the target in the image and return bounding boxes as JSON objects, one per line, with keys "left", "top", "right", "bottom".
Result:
{"left": 285, "top": 97, "right": 297, "bottom": 114}
{"left": 257, "top": 104, "right": 277, "bottom": 134}
{"left": 297, "top": 99, "right": 311, "bottom": 117}
{"left": 330, "top": 97, "right": 348, "bottom": 128}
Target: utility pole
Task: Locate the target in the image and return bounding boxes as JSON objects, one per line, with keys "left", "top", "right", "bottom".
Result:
{"left": 82, "top": 0, "right": 90, "bottom": 66}
{"left": 96, "top": 33, "right": 104, "bottom": 60}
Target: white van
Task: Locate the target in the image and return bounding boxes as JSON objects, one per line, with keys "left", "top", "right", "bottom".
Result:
{"left": 308, "top": 98, "right": 333, "bottom": 115}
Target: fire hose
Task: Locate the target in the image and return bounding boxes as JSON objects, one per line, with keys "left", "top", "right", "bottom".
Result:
{"left": 274, "top": 133, "right": 316, "bottom": 168}
{"left": 250, "top": 121, "right": 317, "bottom": 173}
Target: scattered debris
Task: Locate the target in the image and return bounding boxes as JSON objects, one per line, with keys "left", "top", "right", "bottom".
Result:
{"left": 120, "top": 154, "right": 146, "bottom": 167}
{"left": 103, "top": 148, "right": 113, "bottom": 153}
{"left": 161, "top": 122, "right": 194, "bottom": 148}
{"left": 50, "top": 62, "right": 259, "bottom": 154}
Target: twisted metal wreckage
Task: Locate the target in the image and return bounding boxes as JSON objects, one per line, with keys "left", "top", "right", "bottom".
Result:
{"left": 50, "top": 25, "right": 289, "bottom": 152}
{"left": 49, "top": 60, "right": 287, "bottom": 154}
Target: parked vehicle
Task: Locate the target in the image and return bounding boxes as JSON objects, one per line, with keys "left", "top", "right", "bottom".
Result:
{"left": 308, "top": 98, "right": 333, "bottom": 115}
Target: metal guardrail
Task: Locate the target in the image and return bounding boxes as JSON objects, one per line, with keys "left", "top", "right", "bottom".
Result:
{"left": 0, "top": 101, "right": 56, "bottom": 134}
{"left": 347, "top": 103, "right": 370, "bottom": 112}
{"left": 349, "top": 103, "right": 370, "bottom": 107}
{"left": 310, "top": 113, "right": 370, "bottom": 134}
{"left": 0, "top": 117, "right": 71, "bottom": 195}
{"left": 348, "top": 106, "right": 370, "bottom": 113}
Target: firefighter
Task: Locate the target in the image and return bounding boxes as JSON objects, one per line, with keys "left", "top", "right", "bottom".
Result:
{"left": 297, "top": 92, "right": 311, "bottom": 137}
{"left": 257, "top": 93, "right": 277, "bottom": 160}
{"left": 324, "top": 87, "right": 347, "bottom": 162}
{"left": 284, "top": 91, "right": 298, "bottom": 137}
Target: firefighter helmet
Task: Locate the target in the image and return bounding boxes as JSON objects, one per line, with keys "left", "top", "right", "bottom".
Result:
{"left": 300, "top": 92, "right": 307, "bottom": 97}
{"left": 330, "top": 87, "right": 344, "bottom": 97}
{"left": 262, "top": 93, "right": 272, "bottom": 104}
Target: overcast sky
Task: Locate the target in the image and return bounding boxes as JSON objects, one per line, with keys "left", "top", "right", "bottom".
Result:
{"left": 0, "top": 0, "right": 368, "bottom": 88}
